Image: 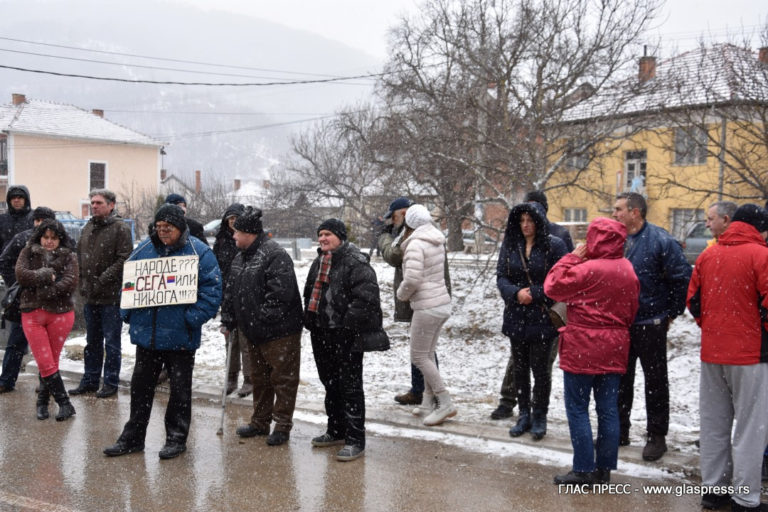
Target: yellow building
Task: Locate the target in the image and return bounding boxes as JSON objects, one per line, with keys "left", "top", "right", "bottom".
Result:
{"left": 547, "top": 44, "right": 768, "bottom": 240}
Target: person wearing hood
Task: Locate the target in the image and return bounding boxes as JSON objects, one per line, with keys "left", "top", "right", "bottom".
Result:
{"left": 164, "top": 193, "right": 209, "bottom": 246}
{"left": 497, "top": 202, "right": 567, "bottom": 441}
{"left": 0, "top": 185, "right": 33, "bottom": 252}
{"left": 69, "top": 189, "right": 133, "bottom": 399}
{"left": 303, "top": 219, "right": 383, "bottom": 462}
{"left": 396, "top": 205, "right": 454, "bottom": 426}
{"left": 687, "top": 204, "right": 768, "bottom": 512}
{"left": 544, "top": 218, "right": 639, "bottom": 486}
{"left": 212, "top": 203, "right": 252, "bottom": 397}
{"left": 103, "top": 204, "right": 221, "bottom": 460}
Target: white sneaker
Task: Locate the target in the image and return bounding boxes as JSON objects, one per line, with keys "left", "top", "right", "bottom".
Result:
{"left": 423, "top": 391, "right": 457, "bottom": 426}
{"left": 412, "top": 392, "right": 435, "bottom": 416}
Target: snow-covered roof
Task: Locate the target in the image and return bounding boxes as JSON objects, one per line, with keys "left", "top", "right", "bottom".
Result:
{"left": 563, "top": 44, "right": 768, "bottom": 123}
{"left": 0, "top": 97, "right": 163, "bottom": 146}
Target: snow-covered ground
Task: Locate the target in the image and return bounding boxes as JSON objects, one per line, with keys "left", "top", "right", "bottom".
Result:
{"left": 62, "top": 249, "right": 702, "bottom": 461}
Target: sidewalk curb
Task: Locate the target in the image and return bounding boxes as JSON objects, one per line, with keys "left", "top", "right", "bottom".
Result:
{"left": 14, "top": 350, "right": 699, "bottom": 480}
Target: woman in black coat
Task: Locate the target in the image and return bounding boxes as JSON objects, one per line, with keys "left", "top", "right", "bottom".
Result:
{"left": 496, "top": 202, "right": 567, "bottom": 441}
{"left": 303, "top": 219, "right": 382, "bottom": 462}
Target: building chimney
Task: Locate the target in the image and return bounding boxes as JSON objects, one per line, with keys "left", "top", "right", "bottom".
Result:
{"left": 12, "top": 93, "right": 26, "bottom": 105}
{"left": 92, "top": 109, "right": 104, "bottom": 118}
{"left": 233, "top": 178, "right": 241, "bottom": 191}
{"left": 639, "top": 56, "right": 656, "bottom": 82}
{"left": 759, "top": 47, "right": 768, "bottom": 65}
{"left": 262, "top": 179, "right": 271, "bottom": 190}
{"left": 160, "top": 169, "right": 167, "bottom": 181}
{"left": 195, "top": 170, "right": 201, "bottom": 194}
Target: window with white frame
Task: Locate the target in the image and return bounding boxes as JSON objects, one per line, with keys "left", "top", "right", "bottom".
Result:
{"left": 669, "top": 208, "right": 705, "bottom": 240}
{"left": 563, "top": 208, "right": 587, "bottom": 222}
{"left": 565, "top": 139, "right": 591, "bottom": 171}
{"left": 624, "top": 150, "right": 647, "bottom": 192}
{"left": 674, "top": 126, "right": 708, "bottom": 165}
{"left": 90, "top": 162, "right": 106, "bottom": 190}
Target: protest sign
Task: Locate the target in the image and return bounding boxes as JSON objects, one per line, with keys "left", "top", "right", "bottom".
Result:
{"left": 120, "top": 255, "right": 199, "bottom": 309}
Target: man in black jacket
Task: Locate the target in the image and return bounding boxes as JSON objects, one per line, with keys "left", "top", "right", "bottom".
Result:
{"left": 220, "top": 207, "right": 303, "bottom": 447}
{"left": 0, "top": 185, "right": 33, "bottom": 252}
{"left": 0, "top": 206, "right": 55, "bottom": 393}
{"left": 164, "top": 193, "right": 208, "bottom": 246}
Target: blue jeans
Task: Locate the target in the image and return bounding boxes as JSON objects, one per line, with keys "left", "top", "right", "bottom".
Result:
{"left": 563, "top": 372, "right": 621, "bottom": 473}
{"left": 82, "top": 304, "right": 122, "bottom": 388}
{"left": 0, "top": 321, "right": 28, "bottom": 389}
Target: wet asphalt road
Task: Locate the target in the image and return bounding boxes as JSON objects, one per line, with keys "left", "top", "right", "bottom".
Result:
{"left": 0, "top": 374, "right": 703, "bottom": 512}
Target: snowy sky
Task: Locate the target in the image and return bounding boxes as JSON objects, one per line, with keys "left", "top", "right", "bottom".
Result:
{"left": 175, "top": 0, "right": 767, "bottom": 59}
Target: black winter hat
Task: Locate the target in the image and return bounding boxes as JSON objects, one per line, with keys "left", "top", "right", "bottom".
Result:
{"left": 733, "top": 203, "right": 768, "bottom": 233}
{"left": 233, "top": 206, "right": 263, "bottom": 234}
{"left": 524, "top": 190, "right": 549, "bottom": 212}
{"left": 32, "top": 206, "right": 56, "bottom": 221}
{"left": 317, "top": 218, "right": 347, "bottom": 241}
{"left": 154, "top": 204, "right": 187, "bottom": 231}
{"left": 384, "top": 197, "right": 413, "bottom": 219}
{"left": 165, "top": 193, "right": 187, "bottom": 206}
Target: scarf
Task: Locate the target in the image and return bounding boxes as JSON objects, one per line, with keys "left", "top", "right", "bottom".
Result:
{"left": 308, "top": 251, "right": 332, "bottom": 313}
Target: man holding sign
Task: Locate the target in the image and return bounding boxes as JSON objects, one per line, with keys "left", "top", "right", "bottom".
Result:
{"left": 104, "top": 204, "right": 221, "bottom": 460}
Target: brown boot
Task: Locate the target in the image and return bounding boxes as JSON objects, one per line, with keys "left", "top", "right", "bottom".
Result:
{"left": 237, "top": 377, "right": 253, "bottom": 397}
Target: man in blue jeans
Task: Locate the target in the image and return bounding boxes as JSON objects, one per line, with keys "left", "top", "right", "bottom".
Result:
{"left": 70, "top": 189, "right": 133, "bottom": 398}
{"left": 0, "top": 206, "right": 54, "bottom": 393}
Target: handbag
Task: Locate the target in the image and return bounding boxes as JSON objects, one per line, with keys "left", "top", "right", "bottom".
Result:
{"left": 1, "top": 281, "right": 22, "bottom": 324}
{"left": 517, "top": 246, "right": 567, "bottom": 329}
{"left": 361, "top": 328, "right": 390, "bottom": 352}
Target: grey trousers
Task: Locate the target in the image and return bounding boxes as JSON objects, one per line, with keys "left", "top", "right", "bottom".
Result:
{"left": 700, "top": 362, "right": 768, "bottom": 508}
{"left": 410, "top": 308, "right": 449, "bottom": 395}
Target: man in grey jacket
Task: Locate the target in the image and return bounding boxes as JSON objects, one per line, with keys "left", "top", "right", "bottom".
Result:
{"left": 70, "top": 189, "right": 133, "bottom": 398}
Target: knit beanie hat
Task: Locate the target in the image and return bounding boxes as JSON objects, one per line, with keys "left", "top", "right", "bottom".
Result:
{"left": 32, "top": 206, "right": 56, "bottom": 221}
{"left": 733, "top": 203, "right": 768, "bottom": 233}
{"left": 154, "top": 204, "right": 187, "bottom": 231}
{"left": 404, "top": 204, "right": 433, "bottom": 229}
{"left": 317, "top": 218, "right": 347, "bottom": 241}
{"left": 233, "top": 206, "right": 263, "bottom": 234}
{"left": 165, "top": 193, "right": 187, "bottom": 206}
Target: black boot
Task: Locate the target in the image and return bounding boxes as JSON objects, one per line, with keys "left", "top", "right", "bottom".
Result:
{"left": 530, "top": 409, "right": 547, "bottom": 440}
{"left": 509, "top": 409, "right": 531, "bottom": 437}
{"left": 43, "top": 371, "right": 76, "bottom": 422}
{"left": 36, "top": 374, "right": 49, "bottom": 420}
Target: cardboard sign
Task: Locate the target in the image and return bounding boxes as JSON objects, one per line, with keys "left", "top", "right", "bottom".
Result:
{"left": 120, "top": 255, "right": 199, "bottom": 309}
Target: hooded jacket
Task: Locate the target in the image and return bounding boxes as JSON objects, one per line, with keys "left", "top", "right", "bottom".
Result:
{"left": 496, "top": 202, "right": 567, "bottom": 338}
{"left": 0, "top": 185, "right": 33, "bottom": 252}
{"left": 544, "top": 218, "right": 639, "bottom": 374}
{"left": 221, "top": 232, "right": 303, "bottom": 346}
{"left": 120, "top": 227, "right": 222, "bottom": 351}
{"left": 212, "top": 203, "right": 245, "bottom": 284}
{"left": 77, "top": 212, "right": 133, "bottom": 305}
{"left": 687, "top": 221, "right": 768, "bottom": 365}
{"left": 397, "top": 223, "right": 451, "bottom": 311}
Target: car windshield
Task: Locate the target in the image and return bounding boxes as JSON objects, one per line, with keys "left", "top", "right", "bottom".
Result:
{"left": 204, "top": 219, "right": 220, "bottom": 231}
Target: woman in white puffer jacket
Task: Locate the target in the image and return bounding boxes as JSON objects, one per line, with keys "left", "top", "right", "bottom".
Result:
{"left": 396, "top": 204, "right": 454, "bottom": 426}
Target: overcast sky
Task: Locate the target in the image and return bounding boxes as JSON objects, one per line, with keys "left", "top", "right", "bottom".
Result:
{"left": 177, "top": 0, "right": 766, "bottom": 59}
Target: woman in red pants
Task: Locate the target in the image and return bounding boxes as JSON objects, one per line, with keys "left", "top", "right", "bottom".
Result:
{"left": 15, "top": 219, "right": 78, "bottom": 421}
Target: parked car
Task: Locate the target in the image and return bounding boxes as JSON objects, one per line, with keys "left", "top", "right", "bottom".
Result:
{"left": 203, "top": 219, "right": 221, "bottom": 238}
{"left": 680, "top": 221, "right": 711, "bottom": 264}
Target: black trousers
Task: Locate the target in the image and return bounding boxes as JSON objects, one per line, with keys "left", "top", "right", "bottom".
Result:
{"left": 119, "top": 346, "right": 196, "bottom": 446}
{"left": 310, "top": 328, "right": 365, "bottom": 448}
{"left": 618, "top": 323, "right": 669, "bottom": 436}
{"left": 511, "top": 329, "right": 556, "bottom": 413}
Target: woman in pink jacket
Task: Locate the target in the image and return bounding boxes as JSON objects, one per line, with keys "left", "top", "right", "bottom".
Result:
{"left": 397, "top": 204, "right": 453, "bottom": 426}
{"left": 544, "top": 217, "right": 639, "bottom": 486}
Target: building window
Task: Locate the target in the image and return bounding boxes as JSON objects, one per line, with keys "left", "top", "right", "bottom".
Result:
{"left": 90, "top": 162, "right": 106, "bottom": 190}
{"left": 0, "top": 137, "right": 8, "bottom": 209}
{"left": 563, "top": 208, "right": 587, "bottom": 222}
{"left": 674, "top": 126, "right": 708, "bottom": 165}
{"left": 624, "top": 150, "right": 647, "bottom": 193}
{"left": 669, "top": 208, "right": 705, "bottom": 240}
{"left": 565, "top": 140, "right": 591, "bottom": 171}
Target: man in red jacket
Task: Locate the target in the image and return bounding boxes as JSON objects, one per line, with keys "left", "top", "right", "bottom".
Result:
{"left": 688, "top": 204, "right": 768, "bottom": 512}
